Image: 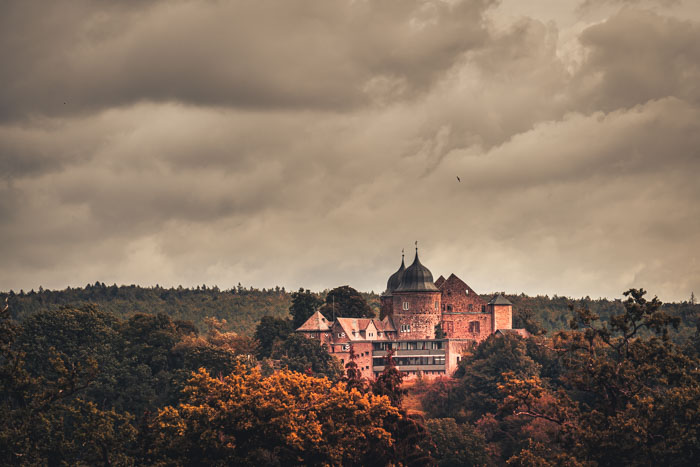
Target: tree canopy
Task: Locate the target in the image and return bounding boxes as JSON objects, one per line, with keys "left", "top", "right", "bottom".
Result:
{"left": 319, "top": 285, "right": 375, "bottom": 319}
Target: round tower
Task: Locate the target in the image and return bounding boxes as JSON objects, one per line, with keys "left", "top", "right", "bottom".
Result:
{"left": 380, "top": 252, "right": 405, "bottom": 319}
{"left": 392, "top": 247, "right": 441, "bottom": 339}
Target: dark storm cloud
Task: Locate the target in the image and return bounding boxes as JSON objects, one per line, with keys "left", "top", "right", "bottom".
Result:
{"left": 0, "top": 0, "right": 496, "bottom": 121}
{"left": 1, "top": 1, "right": 699, "bottom": 301}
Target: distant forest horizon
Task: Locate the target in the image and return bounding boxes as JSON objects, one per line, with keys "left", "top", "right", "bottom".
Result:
{"left": 3, "top": 283, "right": 697, "bottom": 343}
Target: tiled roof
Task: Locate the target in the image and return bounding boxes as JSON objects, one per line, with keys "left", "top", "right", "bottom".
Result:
{"left": 381, "top": 316, "right": 396, "bottom": 332}
{"left": 489, "top": 293, "right": 513, "bottom": 305}
{"left": 297, "top": 311, "right": 331, "bottom": 331}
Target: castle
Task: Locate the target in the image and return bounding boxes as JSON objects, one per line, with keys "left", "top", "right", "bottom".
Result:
{"left": 296, "top": 248, "right": 528, "bottom": 379}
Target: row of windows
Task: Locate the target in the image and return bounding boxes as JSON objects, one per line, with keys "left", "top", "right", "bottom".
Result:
{"left": 402, "top": 301, "right": 441, "bottom": 311}
{"left": 400, "top": 324, "right": 411, "bottom": 332}
{"left": 372, "top": 341, "right": 444, "bottom": 350}
{"left": 442, "top": 303, "right": 486, "bottom": 312}
{"left": 374, "top": 370, "right": 445, "bottom": 377}
{"left": 373, "top": 356, "right": 446, "bottom": 366}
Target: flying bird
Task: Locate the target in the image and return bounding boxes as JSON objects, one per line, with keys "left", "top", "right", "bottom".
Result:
{"left": 456, "top": 176, "right": 461, "bottom": 182}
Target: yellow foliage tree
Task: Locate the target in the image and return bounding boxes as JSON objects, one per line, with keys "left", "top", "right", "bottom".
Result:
{"left": 145, "top": 365, "right": 400, "bottom": 466}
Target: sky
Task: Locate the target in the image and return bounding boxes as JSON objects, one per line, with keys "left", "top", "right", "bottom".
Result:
{"left": 1, "top": 0, "right": 699, "bottom": 302}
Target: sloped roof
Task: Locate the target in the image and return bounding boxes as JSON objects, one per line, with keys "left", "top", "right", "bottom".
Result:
{"left": 296, "top": 311, "right": 331, "bottom": 331}
{"left": 395, "top": 251, "right": 439, "bottom": 292}
{"left": 384, "top": 256, "right": 406, "bottom": 296}
{"left": 435, "top": 275, "right": 446, "bottom": 288}
{"left": 381, "top": 316, "right": 396, "bottom": 332}
{"left": 489, "top": 293, "right": 513, "bottom": 305}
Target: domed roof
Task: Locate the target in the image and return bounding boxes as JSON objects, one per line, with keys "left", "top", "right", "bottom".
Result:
{"left": 395, "top": 250, "right": 439, "bottom": 292}
{"left": 383, "top": 255, "right": 406, "bottom": 295}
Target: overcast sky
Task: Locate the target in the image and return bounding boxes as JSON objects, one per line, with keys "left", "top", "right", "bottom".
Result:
{"left": 2, "top": 0, "right": 699, "bottom": 301}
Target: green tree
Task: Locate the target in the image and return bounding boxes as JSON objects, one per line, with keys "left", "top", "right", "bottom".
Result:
{"left": 290, "top": 288, "right": 323, "bottom": 329}
{"left": 423, "top": 418, "right": 488, "bottom": 467}
{"left": 499, "top": 289, "right": 700, "bottom": 466}
{"left": 319, "top": 285, "right": 375, "bottom": 319}
{"left": 449, "top": 333, "right": 540, "bottom": 421}
{"left": 276, "top": 334, "right": 343, "bottom": 380}
{"left": 434, "top": 323, "right": 446, "bottom": 339}
{"left": 342, "top": 344, "right": 367, "bottom": 393}
{"left": 254, "top": 316, "right": 293, "bottom": 359}
{"left": 0, "top": 305, "right": 137, "bottom": 465}
{"left": 372, "top": 350, "right": 406, "bottom": 408}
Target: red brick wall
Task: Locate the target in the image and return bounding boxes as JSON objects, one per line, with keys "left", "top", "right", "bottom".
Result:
{"left": 328, "top": 342, "right": 374, "bottom": 379}
{"left": 439, "top": 274, "right": 488, "bottom": 314}
{"left": 491, "top": 304, "right": 512, "bottom": 332}
{"left": 442, "top": 312, "right": 492, "bottom": 341}
{"left": 392, "top": 291, "right": 441, "bottom": 339}
{"left": 446, "top": 340, "right": 474, "bottom": 376}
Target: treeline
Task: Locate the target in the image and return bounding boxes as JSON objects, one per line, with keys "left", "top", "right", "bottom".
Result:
{"left": 1, "top": 283, "right": 381, "bottom": 336}
{"left": 3, "top": 284, "right": 695, "bottom": 341}
{"left": 2, "top": 283, "right": 292, "bottom": 336}
{"left": 490, "top": 293, "right": 698, "bottom": 343}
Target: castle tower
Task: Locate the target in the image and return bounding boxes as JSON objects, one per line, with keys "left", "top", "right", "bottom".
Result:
{"left": 380, "top": 252, "right": 405, "bottom": 320}
{"left": 489, "top": 294, "right": 513, "bottom": 332}
{"left": 392, "top": 247, "right": 441, "bottom": 339}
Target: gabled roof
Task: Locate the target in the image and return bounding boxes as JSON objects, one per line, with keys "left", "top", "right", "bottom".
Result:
{"left": 489, "top": 293, "right": 513, "bottom": 305}
{"left": 434, "top": 275, "right": 446, "bottom": 288}
{"left": 296, "top": 311, "right": 331, "bottom": 331}
{"left": 332, "top": 317, "right": 393, "bottom": 340}
{"left": 381, "top": 316, "right": 396, "bottom": 332}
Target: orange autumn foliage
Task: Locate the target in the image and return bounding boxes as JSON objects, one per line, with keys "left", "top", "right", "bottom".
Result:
{"left": 146, "top": 365, "right": 400, "bottom": 465}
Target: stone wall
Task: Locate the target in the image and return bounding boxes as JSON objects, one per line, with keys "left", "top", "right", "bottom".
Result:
{"left": 392, "top": 291, "right": 441, "bottom": 339}
{"left": 439, "top": 274, "right": 488, "bottom": 314}
{"left": 491, "top": 304, "right": 513, "bottom": 332}
{"left": 441, "top": 312, "right": 493, "bottom": 341}
{"left": 328, "top": 341, "right": 374, "bottom": 379}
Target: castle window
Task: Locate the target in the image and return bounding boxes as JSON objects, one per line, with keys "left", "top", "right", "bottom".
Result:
{"left": 441, "top": 304, "right": 445, "bottom": 311}
{"left": 446, "top": 305, "right": 452, "bottom": 312}
{"left": 434, "top": 301, "right": 438, "bottom": 310}
{"left": 465, "top": 289, "right": 469, "bottom": 295}
{"left": 402, "top": 301, "right": 409, "bottom": 310}
{"left": 481, "top": 305, "right": 486, "bottom": 312}
{"left": 468, "top": 304, "right": 473, "bottom": 311}
{"left": 400, "top": 324, "right": 411, "bottom": 333}
{"left": 342, "top": 344, "right": 350, "bottom": 351}
{"left": 469, "top": 321, "right": 480, "bottom": 334}
{"left": 338, "top": 332, "right": 345, "bottom": 338}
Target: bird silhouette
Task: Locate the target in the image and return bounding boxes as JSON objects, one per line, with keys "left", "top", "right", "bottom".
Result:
{"left": 456, "top": 176, "right": 461, "bottom": 182}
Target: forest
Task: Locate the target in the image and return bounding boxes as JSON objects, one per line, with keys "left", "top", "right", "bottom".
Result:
{"left": 1, "top": 285, "right": 698, "bottom": 465}
{"left": 2, "top": 283, "right": 696, "bottom": 340}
